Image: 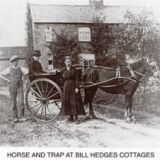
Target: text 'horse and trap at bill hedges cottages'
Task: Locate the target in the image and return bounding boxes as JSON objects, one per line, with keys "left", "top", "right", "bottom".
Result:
{"left": 25, "top": 55, "right": 154, "bottom": 123}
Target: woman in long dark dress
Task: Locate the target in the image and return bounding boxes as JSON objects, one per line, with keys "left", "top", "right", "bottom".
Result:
{"left": 62, "top": 56, "right": 85, "bottom": 124}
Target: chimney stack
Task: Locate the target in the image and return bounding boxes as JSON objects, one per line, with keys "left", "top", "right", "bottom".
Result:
{"left": 89, "top": 0, "right": 104, "bottom": 9}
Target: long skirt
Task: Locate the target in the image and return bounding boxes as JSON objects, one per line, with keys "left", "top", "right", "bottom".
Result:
{"left": 62, "top": 80, "right": 85, "bottom": 116}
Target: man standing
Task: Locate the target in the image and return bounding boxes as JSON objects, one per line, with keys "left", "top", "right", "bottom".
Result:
{"left": 0, "top": 55, "right": 28, "bottom": 123}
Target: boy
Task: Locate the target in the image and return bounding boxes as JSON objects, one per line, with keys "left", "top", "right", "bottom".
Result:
{"left": 0, "top": 55, "right": 28, "bottom": 123}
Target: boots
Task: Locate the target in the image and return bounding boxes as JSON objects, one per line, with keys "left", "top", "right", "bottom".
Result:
{"left": 66, "top": 115, "right": 79, "bottom": 124}
{"left": 75, "top": 115, "right": 79, "bottom": 124}
{"left": 66, "top": 115, "right": 74, "bottom": 122}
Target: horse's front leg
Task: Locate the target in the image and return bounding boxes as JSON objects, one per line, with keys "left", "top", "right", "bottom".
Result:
{"left": 84, "top": 87, "right": 97, "bottom": 119}
{"left": 89, "top": 87, "right": 98, "bottom": 119}
{"left": 89, "top": 100, "right": 97, "bottom": 119}
{"left": 84, "top": 96, "right": 97, "bottom": 119}
{"left": 83, "top": 89, "right": 91, "bottom": 119}
{"left": 83, "top": 103, "right": 90, "bottom": 119}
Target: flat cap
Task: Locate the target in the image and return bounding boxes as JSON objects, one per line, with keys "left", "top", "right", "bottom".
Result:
{"left": 32, "top": 50, "right": 41, "bottom": 57}
{"left": 10, "top": 55, "right": 19, "bottom": 62}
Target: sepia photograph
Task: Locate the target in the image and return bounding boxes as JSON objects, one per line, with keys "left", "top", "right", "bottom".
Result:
{"left": 0, "top": 0, "right": 160, "bottom": 148}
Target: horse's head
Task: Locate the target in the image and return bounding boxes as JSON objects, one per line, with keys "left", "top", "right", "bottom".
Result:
{"left": 130, "top": 56, "right": 155, "bottom": 80}
{"left": 103, "top": 54, "right": 126, "bottom": 68}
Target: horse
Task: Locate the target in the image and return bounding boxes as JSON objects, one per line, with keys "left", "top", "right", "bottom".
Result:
{"left": 82, "top": 56, "right": 154, "bottom": 123}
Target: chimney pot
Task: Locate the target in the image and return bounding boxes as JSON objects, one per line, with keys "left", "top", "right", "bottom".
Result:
{"left": 89, "top": 0, "right": 104, "bottom": 9}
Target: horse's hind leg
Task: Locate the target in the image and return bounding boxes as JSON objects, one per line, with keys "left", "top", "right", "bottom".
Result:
{"left": 128, "top": 96, "right": 134, "bottom": 122}
{"left": 128, "top": 97, "right": 136, "bottom": 123}
{"left": 124, "top": 95, "right": 133, "bottom": 123}
{"left": 124, "top": 95, "right": 129, "bottom": 121}
{"left": 124, "top": 94, "right": 136, "bottom": 123}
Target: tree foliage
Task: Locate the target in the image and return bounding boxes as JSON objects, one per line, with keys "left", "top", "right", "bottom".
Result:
{"left": 91, "top": 10, "right": 160, "bottom": 65}
{"left": 91, "top": 15, "right": 113, "bottom": 64}
{"left": 110, "top": 10, "right": 160, "bottom": 58}
{"left": 47, "top": 30, "right": 81, "bottom": 67}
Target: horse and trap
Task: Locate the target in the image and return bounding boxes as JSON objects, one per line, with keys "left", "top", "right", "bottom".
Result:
{"left": 25, "top": 56, "right": 154, "bottom": 123}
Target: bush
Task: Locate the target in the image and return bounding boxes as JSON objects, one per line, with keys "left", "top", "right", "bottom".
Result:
{"left": 47, "top": 30, "right": 81, "bottom": 68}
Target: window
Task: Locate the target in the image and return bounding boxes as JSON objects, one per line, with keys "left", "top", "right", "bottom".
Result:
{"left": 47, "top": 53, "right": 54, "bottom": 70}
{"left": 45, "top": 27, "right": 52, "bottom": 42}
{"left": 79, "top": 53, "right": 95, "bottom": 68}
{"left": 78, "top": 27, "right": 91, "bottom": 42}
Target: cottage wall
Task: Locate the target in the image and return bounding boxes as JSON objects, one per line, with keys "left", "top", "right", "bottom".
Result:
{"left": 33, "top": 23, "right": 92, "bottom": 69}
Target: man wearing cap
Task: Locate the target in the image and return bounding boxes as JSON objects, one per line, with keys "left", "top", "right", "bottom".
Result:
{"left": 29, "top": 50, "right": 44, "bottom": 74}
{"left": 0, "top": 55, "right": 28, "bottom": 123}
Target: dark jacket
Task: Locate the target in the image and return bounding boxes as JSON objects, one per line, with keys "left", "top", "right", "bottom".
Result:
{"left": 29, "top": 59, "right": 44, "bottom": 74}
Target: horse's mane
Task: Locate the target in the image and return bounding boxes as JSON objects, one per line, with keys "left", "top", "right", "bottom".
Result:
{"left": 82, "top": 67, "right": 99, "bottom": 83}
{"left": 130, "top": 59, "right": 145, "bottom": 70}
{"left": 102, "top": 54, "right": 127, "bottom": 67}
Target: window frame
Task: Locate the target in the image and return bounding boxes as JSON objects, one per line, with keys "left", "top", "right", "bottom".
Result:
{"left": 78, "top": 27, "right": 91, "bottom": 42}
{"left": 45, "top": 26, "right": 53, "bottom": 42}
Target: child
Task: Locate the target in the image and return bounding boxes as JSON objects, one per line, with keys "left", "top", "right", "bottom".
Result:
{"left": 0, "top": 55, "right": 28, "bottom": 123}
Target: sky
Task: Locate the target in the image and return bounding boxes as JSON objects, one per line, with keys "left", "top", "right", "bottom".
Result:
{"left": 0, "top": 0, "right": 160, "bottom": 47}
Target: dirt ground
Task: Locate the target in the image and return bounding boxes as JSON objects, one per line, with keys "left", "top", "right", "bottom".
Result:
{"left": 0, "top": 89, "right": 160, "bottom": 147}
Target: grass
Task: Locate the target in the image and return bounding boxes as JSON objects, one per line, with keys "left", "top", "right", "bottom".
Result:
{"left": 0, "top": 94, "right": 35, "bottom": 146}
{"left": 0, "top": 94, "right": 62, "bottom": 146}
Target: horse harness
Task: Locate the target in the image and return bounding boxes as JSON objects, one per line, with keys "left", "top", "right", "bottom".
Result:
{"left": 81, "top": 64, "right": 145, "bottom": 89}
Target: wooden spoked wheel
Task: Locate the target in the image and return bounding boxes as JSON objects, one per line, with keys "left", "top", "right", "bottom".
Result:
{"left": 25, "top": 78, "right": 62, "bottom": 122}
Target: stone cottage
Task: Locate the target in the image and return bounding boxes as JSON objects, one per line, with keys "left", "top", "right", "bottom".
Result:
{"left": 29, "top": 0, "right": 143, "bottom": 69}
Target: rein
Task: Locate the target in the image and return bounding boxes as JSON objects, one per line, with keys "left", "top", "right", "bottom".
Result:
{"left": 81, "top": 64, "right": 145, "bottom": 76}
{"left": 73, "top": 64, "right": 145, "bottom": 76}
{"left": 80, "top": 76, "right": 137, "bottom": 89}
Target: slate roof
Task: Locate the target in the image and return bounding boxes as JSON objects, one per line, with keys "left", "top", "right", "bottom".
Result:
{"left": 30, "top": 4, "right": 144, "bottom": 24}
